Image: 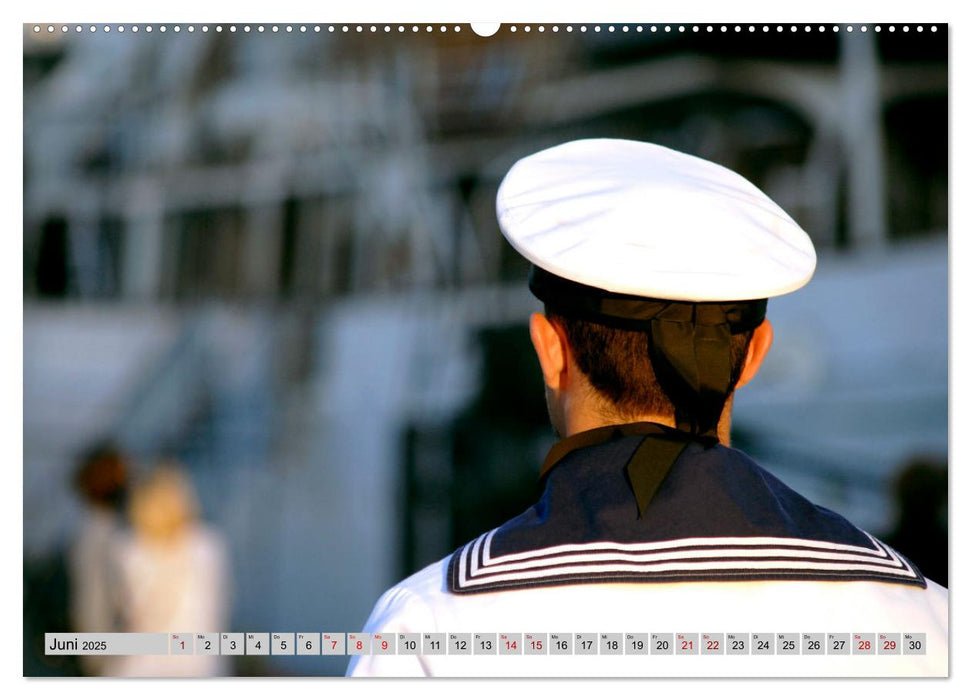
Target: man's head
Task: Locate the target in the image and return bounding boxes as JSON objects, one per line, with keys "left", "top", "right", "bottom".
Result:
{"left": 74, "top": 442, "right": 129, "bottom": 510}
{"left": 529, "top": 307, "right": 773, "bottom": 439}
{"left": 496, "top": 139, "right": 814, "bottom": 440}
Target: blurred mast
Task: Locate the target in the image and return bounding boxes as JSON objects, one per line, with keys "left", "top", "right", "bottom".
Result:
{"left": 840, "top": 30, "right": 888, "bottom": 250}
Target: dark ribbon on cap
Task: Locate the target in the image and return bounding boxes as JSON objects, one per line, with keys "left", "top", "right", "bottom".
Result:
{"left": 529, "top": 265, "right": 767, "bottom": 438}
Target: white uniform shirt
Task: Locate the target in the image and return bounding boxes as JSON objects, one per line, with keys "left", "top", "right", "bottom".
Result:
{"left": 348, "top": 425, "right": 948, "bottom": 678}
{"left": 347, "top": 556, "right": 947, "bottom": 677}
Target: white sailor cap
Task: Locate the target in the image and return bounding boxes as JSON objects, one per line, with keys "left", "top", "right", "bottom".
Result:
{"left": 495, "top": 139, "right": 817, "bottom": 438}
{"left": 496, "top": 138, "right": 816, "bottom": 303}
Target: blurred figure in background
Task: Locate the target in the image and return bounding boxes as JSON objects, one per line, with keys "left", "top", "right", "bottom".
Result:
{"left": 883, "top": 456, "right": 948, "bottom": 587}
{"left": 69, "top": 442, "right": 129, "bottom": 675}
{"left": 108, "top": 462, "right": 231, "bottom": 677}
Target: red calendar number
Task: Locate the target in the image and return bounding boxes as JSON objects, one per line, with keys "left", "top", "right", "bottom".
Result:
{"left": 682, "top": 640, "right": 693, "bottom": 650}
{"left": 883, "top": 640, "right": 896, "bottom": 651}
{"left": 706, "top": 640, "right": 718, "bottom": 651}
{"left": 356, "top": 641, "right": 363, "bottom": 650}
{"left": 858, "top": 640, "right": 871, "bottom": 651}
{"left": 381, "top": 641, "right": 388, "bottom": 650}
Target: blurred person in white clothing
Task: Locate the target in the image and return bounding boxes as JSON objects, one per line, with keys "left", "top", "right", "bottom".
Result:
{"left": 107, "top": 462, "right": 231, "bottom": 677}
{"left": 69, "top": 443, "right": 129, "bottom": 675}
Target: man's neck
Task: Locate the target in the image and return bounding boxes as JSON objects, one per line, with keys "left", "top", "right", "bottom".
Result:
{"left": 563, "top": 411, "right": 673, "bottom": 438}
{"left": 563, "top": 397, "right": 734, "bottom": 446}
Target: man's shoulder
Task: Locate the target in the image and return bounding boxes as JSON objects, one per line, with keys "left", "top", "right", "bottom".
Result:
{"left": 361, "top": 556, "right": 451, "bottom": 632}
{"left": 390, "top": 557, "right": 450, "bottom": 599}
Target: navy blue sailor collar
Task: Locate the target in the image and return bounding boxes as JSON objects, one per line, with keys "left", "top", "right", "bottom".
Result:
{"left": 448, "top": 422, "right": 925, "bottom": 594}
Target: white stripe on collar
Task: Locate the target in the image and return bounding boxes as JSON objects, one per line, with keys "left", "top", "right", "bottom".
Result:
{"left": 451, "top": 529, "right": 923, "bottom": 593}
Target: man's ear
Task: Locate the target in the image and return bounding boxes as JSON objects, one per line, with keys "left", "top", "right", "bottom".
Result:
{"left": 529, "top": 312, "right": 568, "bottom": 391}
{"left": 735, "top": 318, "right": 773, "bottom": 389}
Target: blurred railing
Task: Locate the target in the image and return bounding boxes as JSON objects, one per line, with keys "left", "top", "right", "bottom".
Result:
{"left": 111, "top": 312, "right": 210, "bottom": 461}
{"left": 123, "top": 306, "right": 283, "bottom": 475}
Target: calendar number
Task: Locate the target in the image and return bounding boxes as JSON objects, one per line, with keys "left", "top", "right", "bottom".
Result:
{"left": 151, "top": 630, "right": 928, "bottom": 658}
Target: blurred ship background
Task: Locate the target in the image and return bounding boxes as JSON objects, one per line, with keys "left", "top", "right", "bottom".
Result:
{"left": 23, "top": 23, "right": 947, "bottom": 675}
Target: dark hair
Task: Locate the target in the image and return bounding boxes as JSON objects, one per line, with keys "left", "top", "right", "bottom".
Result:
{"left": 74, "top": 442, "right": 129, "bottom": 508}
{"left": 547, "top": 308, "right": 754, "bottom": 421}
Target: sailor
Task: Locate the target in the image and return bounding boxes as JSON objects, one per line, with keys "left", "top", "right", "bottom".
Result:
{"left": 347, "top": 139, "right": 947, "bottom": 677}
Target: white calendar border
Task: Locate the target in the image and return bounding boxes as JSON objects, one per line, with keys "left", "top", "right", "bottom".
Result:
{"left": 9, "top": 0, "right": 962, "bottom": 699}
